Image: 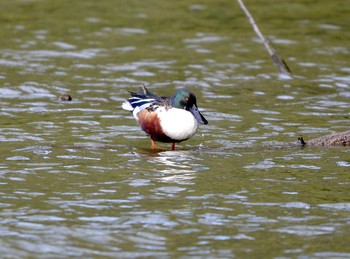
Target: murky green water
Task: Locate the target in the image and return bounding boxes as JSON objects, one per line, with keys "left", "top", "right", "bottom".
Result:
{"left": 1, "top": 0, "right": 349, "bottom": 258}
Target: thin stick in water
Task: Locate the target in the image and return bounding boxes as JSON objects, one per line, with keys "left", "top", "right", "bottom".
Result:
{"left": 236, "top": 0, "right": 291, "bottom": 74}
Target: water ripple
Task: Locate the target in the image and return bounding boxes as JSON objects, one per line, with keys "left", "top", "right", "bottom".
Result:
{"left": 274, "top": 225, "right": 335, "bottom": 236}
{"left": 318, "top": 203, "right": 350, "bottom": 211}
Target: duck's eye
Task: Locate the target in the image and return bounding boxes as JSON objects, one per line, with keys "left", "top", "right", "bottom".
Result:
{"left": 185, "top": 97, "right": 189, "bottom": 101}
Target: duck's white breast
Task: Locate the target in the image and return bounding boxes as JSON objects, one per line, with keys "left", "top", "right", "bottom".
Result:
{"left": 157, "top": 107, "right": 198, "bottom": 141}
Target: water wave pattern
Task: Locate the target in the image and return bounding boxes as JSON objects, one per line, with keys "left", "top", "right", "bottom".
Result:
{"left": 1, "top": 1, "right": 349, "bottom": 257}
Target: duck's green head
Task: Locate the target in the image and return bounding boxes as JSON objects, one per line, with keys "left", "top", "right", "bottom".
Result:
{"left": 172, "top": 88, "right": 208, "bottom": 124}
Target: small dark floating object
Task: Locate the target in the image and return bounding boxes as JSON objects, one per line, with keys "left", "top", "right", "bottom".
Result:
{"left": 60, "top": 93, "right": 72, "bottom": 101}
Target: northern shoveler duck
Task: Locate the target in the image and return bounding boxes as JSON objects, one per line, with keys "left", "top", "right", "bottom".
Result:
{"left": 122, "top": 85, "right": 208, "bottom": 150}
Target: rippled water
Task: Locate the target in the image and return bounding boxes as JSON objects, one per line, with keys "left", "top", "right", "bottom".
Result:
{"left": 1, "top": 0, "right": 350, "bottom": 258}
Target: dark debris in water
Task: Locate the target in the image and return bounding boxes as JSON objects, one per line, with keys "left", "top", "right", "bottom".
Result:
{"left": 298, "top": 130, "right": 350, "bottom": 147}
{"left": 60, "top": 93, "right": 72, "bottom": 101}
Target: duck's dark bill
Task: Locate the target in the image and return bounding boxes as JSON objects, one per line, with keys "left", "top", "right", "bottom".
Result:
{"left": 189, "top": 105, "right": 208, "bottom": 124}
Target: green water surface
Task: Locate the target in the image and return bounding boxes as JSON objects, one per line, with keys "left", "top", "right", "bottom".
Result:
{"left": 0, "top": 0, "right": 349, "bottom": 258}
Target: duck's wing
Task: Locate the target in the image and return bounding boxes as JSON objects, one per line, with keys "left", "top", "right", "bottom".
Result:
{"left": 135, "top": 84, "right": 164, "bottom": 101}
{"left": 122, "top": 85, "right": 171, "bottom": 120}
{"left": 139, "top": 85, "right": 173, "bottom": 108}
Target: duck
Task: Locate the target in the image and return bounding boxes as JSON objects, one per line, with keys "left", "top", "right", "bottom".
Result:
{"left": 122, "top": 85, "right": 208, "bottom": 150}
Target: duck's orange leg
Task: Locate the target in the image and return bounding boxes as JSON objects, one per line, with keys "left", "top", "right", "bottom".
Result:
{"left": 171, "top": 143, "right": 175, "bottom": 151}
{"left": 151, "top": 139, "right": 156, "bottom": 150}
